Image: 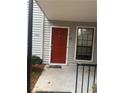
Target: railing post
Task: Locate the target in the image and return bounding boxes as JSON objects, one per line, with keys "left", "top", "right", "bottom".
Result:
{"left": 27, "top": 0, "right": 33, "bottom": 93}
{"left": 93, "top": 66, "right": 96, "bottom": 84}
{"left": 75, "top": 64, "right": 97, "bottom": 93}
{"left": 87, "top": 66, "right": 90, "bottom": 93}
{"left": 75, "top": 63, "right": 78, "bottom": 93}
{"left": 81, "top": 65, "right": 84, "bottom": 93}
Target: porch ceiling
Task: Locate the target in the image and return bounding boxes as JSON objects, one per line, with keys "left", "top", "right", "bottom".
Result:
{"left": 36, "top": 0, "right": 97, "bottom": 22}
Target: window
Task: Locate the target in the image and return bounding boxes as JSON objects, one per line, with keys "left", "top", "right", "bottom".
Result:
{"left": 76, "top": 27, "right": 94, "bottom": 60}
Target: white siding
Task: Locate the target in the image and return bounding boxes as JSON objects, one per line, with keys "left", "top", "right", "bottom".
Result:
{"left": 32, "top": 0, "right": 44, "bottom": 59}
{"left": 42, "top": 17, "right": 51, "bottom": 64}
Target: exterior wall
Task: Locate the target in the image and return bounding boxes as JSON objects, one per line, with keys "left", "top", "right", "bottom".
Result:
{"left": 32, "top": 0, "right": 44, "bottom": 59}
{"left": 43, "top": 20, "right": 97, "bottom": 64}
{"left": 32, "top": 0, "right": 51, "bottom": 63}
{"left": 42, "top": 17, "right": 51, "bottom": 64}
{"left": 32, "top": 0, "right": 97, "bottom": 64}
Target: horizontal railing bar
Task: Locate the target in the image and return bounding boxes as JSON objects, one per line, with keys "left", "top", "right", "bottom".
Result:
{"left": 77, "top": 63, "right": 97, "bottom": 67}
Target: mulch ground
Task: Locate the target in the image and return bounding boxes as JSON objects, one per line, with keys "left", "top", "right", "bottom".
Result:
{"left": 31, "top": 64, "right": 45, "bottom": 91}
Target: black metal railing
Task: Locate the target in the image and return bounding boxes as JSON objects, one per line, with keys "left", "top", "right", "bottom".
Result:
{"left": 75, "top": 63, "right": 97, "bottom": 93}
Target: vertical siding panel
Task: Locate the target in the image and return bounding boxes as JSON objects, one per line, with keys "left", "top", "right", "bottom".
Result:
{"left": 32, "top": 0, "right": 44, "bottom": 59}
{"left": 42, "top": 17, "right": 51, "bottom": 64}
{"left": 31, "top": 0, "right": 52, "bottom": 64}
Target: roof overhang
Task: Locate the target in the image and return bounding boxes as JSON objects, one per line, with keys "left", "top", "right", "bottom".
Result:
{"left": 36, "top": 0, "right": 97, "bottom": 22}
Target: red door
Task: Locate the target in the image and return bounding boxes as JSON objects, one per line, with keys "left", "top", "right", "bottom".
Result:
{"left": 51, "top": 27, "right": 68, "bottom": 64}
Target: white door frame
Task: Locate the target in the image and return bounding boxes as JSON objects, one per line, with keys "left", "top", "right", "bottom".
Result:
{"left": 49, "top": 26, "right": 70, "bottom": 65}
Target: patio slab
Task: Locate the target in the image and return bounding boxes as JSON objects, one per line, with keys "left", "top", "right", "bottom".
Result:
{"left": 32, "top": 64, "right": 96, "bottom": 93}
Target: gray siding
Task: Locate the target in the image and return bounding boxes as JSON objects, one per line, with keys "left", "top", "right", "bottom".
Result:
{"left": 32, "top": 0, "right": 44, "bottom": 59}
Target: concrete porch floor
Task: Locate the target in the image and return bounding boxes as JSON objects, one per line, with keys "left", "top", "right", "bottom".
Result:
{"left": 32, "top": 64, "right": 96, "bottom": 93}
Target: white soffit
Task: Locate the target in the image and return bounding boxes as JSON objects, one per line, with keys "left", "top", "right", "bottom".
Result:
{"left": 36, "top": 0, "right": 97, "bottom": 22}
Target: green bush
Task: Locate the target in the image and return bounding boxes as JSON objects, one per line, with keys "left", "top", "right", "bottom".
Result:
{"left": 31, "top": 55, "right": 42, "bottom": 65}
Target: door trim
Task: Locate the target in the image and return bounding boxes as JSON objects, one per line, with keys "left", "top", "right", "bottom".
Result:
{"left": 49, "top": 26, "right": 70, "bottom": 65}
